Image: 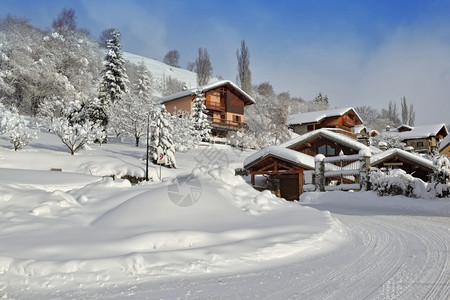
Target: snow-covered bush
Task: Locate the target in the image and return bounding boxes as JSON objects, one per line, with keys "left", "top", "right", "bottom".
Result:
{"left": 427, "top": 154, "right": 450, "bottom": 198}
{"left": 0, "top": 103, "right": 37, "bottom": 150}
{"left": 370, "top": 168, "right": 427, "bottom": 198}
{"left": 171, "top": 109, "right": 199, "bottom": 152}
{"left": 43, "top": 100, "right": 105, "bottom": 155}
{"left": 227, "top": 129, "right": 265, "bottom": 150}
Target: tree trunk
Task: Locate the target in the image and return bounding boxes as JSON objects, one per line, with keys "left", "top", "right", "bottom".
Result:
{"left": 135, "top": 136, "right": 140, "bottom": 147}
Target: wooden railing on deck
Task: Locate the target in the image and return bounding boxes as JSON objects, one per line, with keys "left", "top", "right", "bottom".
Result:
{"left": 207, "top": 117, "right": 248, "bottom": 129}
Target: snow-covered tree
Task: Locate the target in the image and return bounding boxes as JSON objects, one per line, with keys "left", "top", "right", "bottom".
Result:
{"left": 171, "top": 109, "right": 199, "bottom": 151}
{"left": 0, "top": 14, "right": 101, "bottom": 116}
{"left": 98, "top": 29, "right": 128, "bottom": 107}
{"left": 313, "top": 92, "right": 329, "bottom": 105}
{"left": 150, "top": 104, "right": 177, "bottom": 168}
{"left": 109, "top": 61, "right": 153, "bottom": 146}
{"left": 43, "top": 100, "right": 105, "bottom": 155}
{"left": 372, "top": 131, "right": 406, "bottom": 150}
{"left": 190, "top": 90, "right": 211, "bottom": 141}
{"left": 0, "top": 103, "right": 37, "bottom": 150}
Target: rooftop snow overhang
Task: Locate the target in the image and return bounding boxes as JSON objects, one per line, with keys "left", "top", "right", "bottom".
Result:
{"left": 159, "top": 80, "right": 255, "bottom": 106}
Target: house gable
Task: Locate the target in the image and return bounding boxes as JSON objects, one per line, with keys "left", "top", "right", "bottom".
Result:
{"left": 288, "top": 107, "right": 363, "bottom": 135}
{"left": 281, "top": 129, "right": 370, "bottom": 157}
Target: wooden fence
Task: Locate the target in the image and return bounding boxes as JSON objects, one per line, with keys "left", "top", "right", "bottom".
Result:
{"left": 304, "top": 150, "right": 371, "bottom": 192}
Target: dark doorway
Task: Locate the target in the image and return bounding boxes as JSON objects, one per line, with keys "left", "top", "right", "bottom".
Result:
{"left": 279, "top": 174, "right": 300, "bottom": 200}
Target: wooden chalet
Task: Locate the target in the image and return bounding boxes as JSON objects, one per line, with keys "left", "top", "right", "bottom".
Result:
{"left": 385, "top": 124, "right": 448, "bottom": 154}
{"left": 371, "top": 148, "right": 436, "bottom": 182}
{"left": 288, "top": 107, "right": 363, "bottom": 139}
{"left": 159, "top": 80, "right": 255, "bottom": 137}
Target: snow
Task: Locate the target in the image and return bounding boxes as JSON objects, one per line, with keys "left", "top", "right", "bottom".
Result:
{"left": 1, "top": 126, "right": 449, "bottom": 298}
{"left": 243, "top": 145, "right": 315, "bottom": 169}
{"left": 288, "top": 107, "right": 363, "bottom": 125}
{"left": 0, "top": 129, "right": 344, "bottom": 297}
{"left": 123, "top": 52, "right": 200, "bottom": 92}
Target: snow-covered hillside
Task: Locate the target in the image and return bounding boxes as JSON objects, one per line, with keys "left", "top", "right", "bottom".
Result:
{"left": 123, "top": 52, "right": 218, "bottom": 92}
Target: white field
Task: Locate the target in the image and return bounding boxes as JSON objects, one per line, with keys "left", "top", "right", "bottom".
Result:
{"left": 0, "top": 129, "right": 449, "bottom": 299}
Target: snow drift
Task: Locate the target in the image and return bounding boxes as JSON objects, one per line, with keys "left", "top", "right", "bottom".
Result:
{"left": 0, "top": 165, "right": 345, "bottom": 291}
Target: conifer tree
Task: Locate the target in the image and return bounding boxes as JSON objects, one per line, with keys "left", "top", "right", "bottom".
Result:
{"left": 150, "top": 104, "right": 177, "bottom": 168}
{"left": 98, "top": 29, "right": 128, "bottom": 107}
{"left": 190, "top": 90, "right": 211, "bottom": 141}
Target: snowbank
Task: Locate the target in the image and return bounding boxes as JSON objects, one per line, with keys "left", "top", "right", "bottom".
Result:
{"left": 0, "top": 165, "right": 345, "bottom": 291}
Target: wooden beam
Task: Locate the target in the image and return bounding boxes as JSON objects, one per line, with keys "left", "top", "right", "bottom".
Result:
{"left": 299, "top": 171, "right": 303, "bottom": 195}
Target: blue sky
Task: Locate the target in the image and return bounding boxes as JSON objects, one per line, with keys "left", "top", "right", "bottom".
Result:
{"left": 1, "top": 0, "right": 450, "bottom": 125}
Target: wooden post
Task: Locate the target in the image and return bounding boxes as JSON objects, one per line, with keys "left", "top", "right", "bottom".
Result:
{"left": 359, "top": 150, "right": 371, "bottom": 191}
{"left": 298, "top": 171, "right": 303, "bottom": 195}
{"left": 315, "top": 154, "right": 325, "bottom": 192}
{"left": 251, "top": 173, "right": 255, "bottom": 186}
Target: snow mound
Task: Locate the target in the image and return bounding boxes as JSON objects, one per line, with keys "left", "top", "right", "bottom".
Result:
{"left": 0, "top": 166, "right": 345, "bottom": 289}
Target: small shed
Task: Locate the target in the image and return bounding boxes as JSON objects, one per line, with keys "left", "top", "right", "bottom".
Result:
{"left": 371, "top": 148, "right": 436, "bottom": 182}
{"left": 244, "top": 146, "right": 314, "bottom": 200}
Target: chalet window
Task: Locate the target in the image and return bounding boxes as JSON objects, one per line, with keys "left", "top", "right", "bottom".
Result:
{"left": 417, "top": 142, "right": 424, "bottom": 147}
{"left": 318, "top": 144, "right": 336, "bottom": 156}
{"left": 327, "top": 145, "right": 336, "bottom": 156}
{"left": 234, "top": 115, "right": 241, "bottom": 122}
{"left": 307, "top": 125, "right": 314, "bottom": 131}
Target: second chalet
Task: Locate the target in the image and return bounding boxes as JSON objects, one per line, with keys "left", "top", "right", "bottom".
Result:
{"left": 159, "top": 80, "right": 255, "bottom": 137}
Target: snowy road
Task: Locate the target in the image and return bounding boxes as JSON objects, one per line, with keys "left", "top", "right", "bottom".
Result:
{"left": 56, "top": 199, "right": 449, "bottom": 299}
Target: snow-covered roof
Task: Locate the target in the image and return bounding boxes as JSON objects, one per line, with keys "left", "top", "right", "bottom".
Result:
{"left": 280, "top": 129, "right": 372, "bottom": 153}
{"left": 244, "top": 146, "right": 315, "bottom": 169}
{"left": 288, "top": 107, "right": 363, "bottom": 126}
{"left": 439, "top": 134, "right": 450, "bottom": 151}
{"left": 385, "top": 124, "right": 448, "bottom": 140}
{"left": 371, "top": 148, "right": 435, "bottom": 170}
{"left": 158, "top": 80, "right": 255, "bottom": 105}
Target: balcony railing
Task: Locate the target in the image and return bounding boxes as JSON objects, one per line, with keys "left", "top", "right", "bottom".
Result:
{"left": 324, "top": 128, "right": 357, "bottom": 139}
{"left": 208, "top": 117, "right": 248, "bottom": 130}
{"left": 206, "top": 102, "right": 225, "bottom": 111}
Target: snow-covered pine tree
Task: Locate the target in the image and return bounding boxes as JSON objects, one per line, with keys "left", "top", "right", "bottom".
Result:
{"left": 97, "top": 29, "right": 128, "bottom": 133}
{"left": 150, "top": 104, "right": 177, "bottom": 168}
{"left": 190, "top": 90, "right": 211, "bottom": 141}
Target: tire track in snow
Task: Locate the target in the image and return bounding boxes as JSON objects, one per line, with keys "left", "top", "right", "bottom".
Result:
{"left": 291, "top": 214, "right": 449, "bottom": 300}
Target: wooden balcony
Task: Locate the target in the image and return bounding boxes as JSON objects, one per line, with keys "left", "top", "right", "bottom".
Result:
{"left": 208, "top": 117, "right": 248, "bottom": 130}
{"left": 324, "top": 128, "right": 357, "bottom": 139}
{"left": 206, "top": 102, "right": 225, "bottom": 112}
